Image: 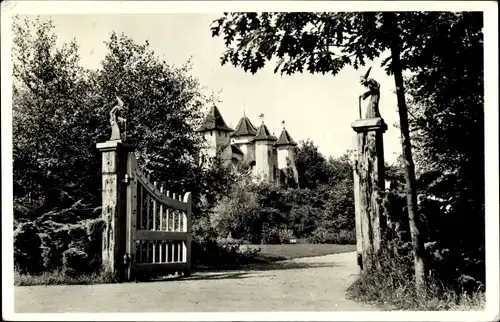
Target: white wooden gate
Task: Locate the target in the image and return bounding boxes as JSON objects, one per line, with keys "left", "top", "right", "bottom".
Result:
{"left": 124, "top": 152, "right": 192, "bottom": 281}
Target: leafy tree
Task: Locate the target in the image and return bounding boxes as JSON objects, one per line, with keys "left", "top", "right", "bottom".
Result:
{"left": 12, "top": 16, "right": 96, "bottom": 217}
{"left": 210, "top": 11, "right": 480, "bottom": 291}
{"left": 12, "top": 16, "right": 240, "bottom": 273}
{"left": 92, "top": 31, "right": 234, "bottom": 217}
{"left": 94, "top": 32, "right": 207, "bottom": 190}
{"left": 294, "top": 139, "right": 331, "bottom": 189}
{"left": 12, "top": 16, "right": 230, "bottom": 224}
{"left": 405, "top": 12, "right": 484, "bottom": 288}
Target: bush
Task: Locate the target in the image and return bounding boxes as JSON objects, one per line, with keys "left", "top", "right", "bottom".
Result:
{"left": 82, "top": 218, "right": 106, "bottom": 272}
{"left": 14, "top": 221, "right": 43, "bottom": 274}
{"left": 261, "top": 224, "right": 280, "bottom": 244}
{"left": 261, "top": 225, "right": 294, "bottom": 244}
{"left": 191, "top": 215, "right": 261, "bottom": 268}
{"left": 211, "top": 180, "right": 263, "bottom": 243}
{"left": 310, "top": 227, "right": 337, "bottom": 244}
{"left": 62, "top": 247, "right": 90, "bottom": 277}
{"left": 308, "top": 226, "right": 356, "bottom": 244}
{"left": 15, "top": 214, "right": 106, "bottom": 276}
{"left": 37, "top": 221, "right": 81, "bottom": 272}
{"left": 347, "top": 238, "right": 485, "bottom": 310}
{"left": 337, "top": 229, "right": 356, "bottom": 244}
{"left": 278, "top": 227, "right": 294, "bottom": 244}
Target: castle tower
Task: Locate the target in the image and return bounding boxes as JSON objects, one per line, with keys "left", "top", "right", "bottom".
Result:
{"left": 195, "top": 105, "right": 234, "bottom": 165}
{"left": 230, "top": 115, "right": 258, "bottom": 165}
{"left": 253, "top": 115, "right": 277, "bottom": 182}
{"left": 274, "top": 121, "right": 299, "bottom": 186}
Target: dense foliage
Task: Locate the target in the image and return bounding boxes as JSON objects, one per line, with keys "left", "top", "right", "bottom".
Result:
{"left": 406, "top": 12, "right": 485, "bottom": 291}
{"left": 12, "top": 16, "right": 356, "bottom": 278}
{"left": 210, "top": 11, "right": 485, "bottom": 298}
{"left": 12, "top": 16, "right": 236, "bottom": 275}
{"left": 210, "top": 143, "right": 356, "bottom": 245}
{"left": 350, "top": 11, "right": 485, "bottom": 300}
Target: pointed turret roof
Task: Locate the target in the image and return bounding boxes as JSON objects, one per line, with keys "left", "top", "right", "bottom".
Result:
{"left": 274, "top": 128, "right": 297, "bottom": 146}
{"left": 231, "top": 116, "right": 258, "bottom": 137}
{"left": 195, "top": 105, "right": 233, "bottom": 132}
{"left": 254, "top": 123, "right": 277, "bottom": 142}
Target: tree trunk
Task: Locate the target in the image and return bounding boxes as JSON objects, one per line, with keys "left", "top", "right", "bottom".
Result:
{"left": 386, "top": 13, "right": 427, "bottom": 294}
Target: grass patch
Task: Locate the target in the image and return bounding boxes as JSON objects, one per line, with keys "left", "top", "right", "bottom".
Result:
{"left": 14, "top": 270, "right": 117, "bottom": 286}
{"left": 347, "top": 270, "right": 486, "bottom": 311}
{"left": 345, "top": 244, "right": 486, "bottom": 311}
{"left": 243, "top": 243, "right": 356, "bottom": 261}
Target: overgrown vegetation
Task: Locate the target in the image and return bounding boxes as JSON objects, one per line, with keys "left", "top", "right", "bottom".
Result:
{"left": 345, "top": 12, "right": 485, "bottom": 310}
{"left": 12, "top": 16, "right": 242, "bottom": 282}
{"left": 211, "top": 11, "right": 485, "bottom": 310}
{"left": 346, "top": 239, "right": 485, "bottom": 311}
{"left": 13, "top": 16, "right": 357, "bottom": 286}
{"left": 13, "top": 12, "right": 485, "bottom": 313}
{"left": 209, "top": 147, "right": 356, "bottom": 245}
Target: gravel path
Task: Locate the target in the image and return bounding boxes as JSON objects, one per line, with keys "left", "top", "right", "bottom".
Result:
{"left": 14, "top": 251, "right": 379, "bottom": 312}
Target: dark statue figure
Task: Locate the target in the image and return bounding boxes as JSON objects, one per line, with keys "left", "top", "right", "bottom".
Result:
{"left": 109, "top": 96, "right": 127, "bottom": 141}
{"left": 359, "top": 67, "right": 381, "bottom": 119}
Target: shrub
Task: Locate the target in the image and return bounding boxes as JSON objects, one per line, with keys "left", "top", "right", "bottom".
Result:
{"left": 260, "top": 224, "right": 294, "bottom": 244}
{"left": 82, "top": 218, "right": 106, "bottom": 272}
{"left": 38, "top": 221, "right": 78, "bottom": 271}
{"left": 16, "top": 216, "right": 106, "bottom": 275}
{"left": 191, "top": 215, "right": 261, "bottom": 268}
{"left": 347, "top": 238, "right": 485, "bottom": 310}
{"left": 62, "top": 247, "right": 90, "bottom": 277}
{"left": 211, "top": 180, "right": 263, "bottom": 243}
{"left": 14, "top": 221, "right": 43, "bottom": 274}
{"left": 39, "top": 232, "right": 60, "bottom": 272}
{"left": 337, "top": 229, "right": 356, "bottom": 244}
{"left": 261, "top": 224, "right": 280, "bottom": 244}
{"left": 310, "top": 226, "right": 338, "bottom": 244}
{"left": 278, "top": 227, "right": 294, "bottom": 244}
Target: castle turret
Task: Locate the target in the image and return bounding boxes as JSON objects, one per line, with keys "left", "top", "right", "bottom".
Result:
{"left": 195, "top": 105, "right": 233, "bottom": 165}
{"left": 274, "top": 121, "right": 299, "bottom": 186}
{"left": 230, "top": 115, "right": 258, "bottom": 165}
{"left": 253, "top": 116, "right": 277, "bottom": 182}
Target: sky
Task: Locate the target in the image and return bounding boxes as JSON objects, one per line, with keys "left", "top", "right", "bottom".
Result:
{"left": 40, "top": 14, "right": 403, "bottom": 163}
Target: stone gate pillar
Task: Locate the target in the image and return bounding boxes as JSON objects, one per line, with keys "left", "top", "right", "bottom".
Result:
{"left": 96, "top": 139, "right": 134, "bottom": 277}
{"left": 351, "top": 117, "right": 387, "bottom": 272}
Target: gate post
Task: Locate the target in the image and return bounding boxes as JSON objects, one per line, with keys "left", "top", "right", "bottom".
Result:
{"left": 183, "top": 192, "right": 193, "bottom": 275}
{"left": 96, "top": 139, "right": 134, "bottom": 277}
{"left": 351, "top": 117, "right": 387, "bottom": 272}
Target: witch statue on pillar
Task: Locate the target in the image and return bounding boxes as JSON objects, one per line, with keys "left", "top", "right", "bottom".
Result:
{"left": 109, "top": 96, "right": 127, "bottom": 141}
{"left": 358, "top": 67, "right": 381, "bottom": 119}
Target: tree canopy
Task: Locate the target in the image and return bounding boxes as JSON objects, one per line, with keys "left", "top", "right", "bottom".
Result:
{"left": 210, "top": 12, "right": 478, "bottom": 76}
{"left": 211, "top": 11, "right": 485, "bottom": 292}
{"left": 12, "top": 16, "right": 233, "bottom": 222}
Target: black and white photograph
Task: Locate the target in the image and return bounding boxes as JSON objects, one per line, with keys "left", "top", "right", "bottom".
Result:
{"left": 2, "top": 1, "right": 498, "bottom": 321}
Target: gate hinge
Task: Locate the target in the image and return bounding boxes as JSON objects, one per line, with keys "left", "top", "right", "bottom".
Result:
{"left": 123, "top": 173, "right": 133, "bottom": 184}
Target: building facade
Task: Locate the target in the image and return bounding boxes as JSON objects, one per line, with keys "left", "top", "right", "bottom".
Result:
{"left": 195, "top": 106, "right": 299, "bottom": 187}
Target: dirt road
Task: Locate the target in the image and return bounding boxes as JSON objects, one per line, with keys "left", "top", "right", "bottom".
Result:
{"left": 14, "top": 251, "right": 379, "bottom": 312}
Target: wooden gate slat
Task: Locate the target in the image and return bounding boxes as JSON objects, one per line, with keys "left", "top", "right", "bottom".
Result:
{"left": 159, "top": 185, "right": 164, "bottom": 263}
{"left": 125, "top": 167, "right": 192, "bottom": 280}
{"left": 136, "top": 230, "right": 187, "bottom": 241}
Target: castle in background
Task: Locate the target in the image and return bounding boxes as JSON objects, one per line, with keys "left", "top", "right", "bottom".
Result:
{"left": 195, "top": 106, "right": 299, "bottom": 187}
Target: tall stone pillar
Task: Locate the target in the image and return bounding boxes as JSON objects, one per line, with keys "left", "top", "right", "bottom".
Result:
{"left": 96, "top": 140, "right": 134, "bottom": 276}
{"left": 351, "top": 117, "right": 387, "bottom": 272}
